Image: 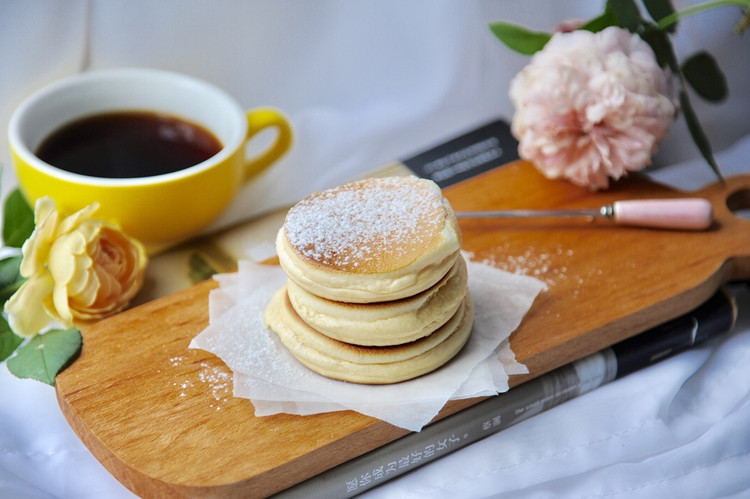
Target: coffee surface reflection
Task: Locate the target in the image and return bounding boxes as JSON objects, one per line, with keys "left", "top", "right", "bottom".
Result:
{"left": 36, "top": 111, "right": 223, "bottom": 178}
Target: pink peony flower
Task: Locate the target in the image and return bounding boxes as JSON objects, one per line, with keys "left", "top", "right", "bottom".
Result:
{"left": 509, "top": 26, "right": 678, "bottom": 190}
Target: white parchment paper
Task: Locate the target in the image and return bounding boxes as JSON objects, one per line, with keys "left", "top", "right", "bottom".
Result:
{"left": 190, "top": 255, "right": 546, "bottom": 431}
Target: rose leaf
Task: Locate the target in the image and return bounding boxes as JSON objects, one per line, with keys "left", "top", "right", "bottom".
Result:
{"left": 488, "top": 21, "right": 551, "bottom": 55}
{"left": 6, "top": 327, "right": 82, "bottom": 385}
{"left": 682, "top": 51, "right": 728, "bottom": 102}
{"left": 3, "top": 189, "right": 35, "bottom": 248}
{"left": 0, "top": 255, "right": 24, "bottom": 304}
{"left": 188, "top": 252, "right": 218, "bottom": 284}
{"left": 0, "top": 316, "right": 23, "bottom": 362}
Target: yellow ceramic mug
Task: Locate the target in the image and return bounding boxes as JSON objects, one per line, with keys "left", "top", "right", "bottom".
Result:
{"left": 8, "top": 68, "right": 292, "bottom": 252}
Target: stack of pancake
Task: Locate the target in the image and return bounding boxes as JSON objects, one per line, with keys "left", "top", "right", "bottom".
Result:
{"left": 264, "top": 176, "right": 473, "bottom": 384}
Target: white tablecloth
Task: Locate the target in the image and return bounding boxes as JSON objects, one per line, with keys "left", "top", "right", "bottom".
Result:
{"left": 1, "top": 2, "right": 748, "bottom": 498}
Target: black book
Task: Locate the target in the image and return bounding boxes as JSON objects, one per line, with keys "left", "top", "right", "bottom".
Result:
{"left": 278, "top": 285, "right": 739, "bottom": 498}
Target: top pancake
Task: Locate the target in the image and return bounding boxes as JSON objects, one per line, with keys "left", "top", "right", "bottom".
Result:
{"left": 277, "top": 176, "right": 461, "bottom": 302}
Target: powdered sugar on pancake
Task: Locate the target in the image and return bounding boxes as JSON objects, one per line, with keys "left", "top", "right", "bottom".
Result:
{"left": 283, "top": 176, "right": 448, "bottom": 273}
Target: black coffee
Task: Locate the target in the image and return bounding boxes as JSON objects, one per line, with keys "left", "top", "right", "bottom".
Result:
{"left": 36, "top": 111, "right": 223, "bottom": 178}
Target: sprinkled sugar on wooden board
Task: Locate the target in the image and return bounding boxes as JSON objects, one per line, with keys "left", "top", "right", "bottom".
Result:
{"left": 56, "top": 160, "right": 750, "bottom": 497}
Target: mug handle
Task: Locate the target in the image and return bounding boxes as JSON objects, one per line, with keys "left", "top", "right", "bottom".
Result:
{"left": 243, "top": 107, "right": 293, "bottom": 183}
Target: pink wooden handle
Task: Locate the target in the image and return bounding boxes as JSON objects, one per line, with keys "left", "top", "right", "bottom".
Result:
{"left": 612, "top": 198, "right": 713, "bottom": 230}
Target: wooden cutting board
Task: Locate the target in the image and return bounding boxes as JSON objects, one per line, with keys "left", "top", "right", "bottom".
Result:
{"left": 55, "top": 161, "right": 750, "bottom": 498}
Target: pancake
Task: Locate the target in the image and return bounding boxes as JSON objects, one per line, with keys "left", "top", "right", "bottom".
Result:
{"left": 276, "top": 176, "right": 461, "bottom": 303}
{"left": 286, "top": 255, "right": 468, "bottom": 346}
{"left": 264, "top": 287, "right": 474, "bottom": 384}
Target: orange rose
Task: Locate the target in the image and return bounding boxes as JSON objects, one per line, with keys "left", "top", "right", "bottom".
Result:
{"left": 5, "top": 197, "right": 147, "bottom": 337}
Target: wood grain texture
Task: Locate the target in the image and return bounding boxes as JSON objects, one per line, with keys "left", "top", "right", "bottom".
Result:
{"left": 55, "top": 161, "right": 750, "bottom": 497}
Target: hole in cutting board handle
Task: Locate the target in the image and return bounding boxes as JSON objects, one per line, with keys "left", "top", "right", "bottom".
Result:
{"left": 726, "top": 187, "right": 750, "bottom": 220}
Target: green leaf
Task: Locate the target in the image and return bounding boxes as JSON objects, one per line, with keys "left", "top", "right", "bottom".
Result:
{"left": 3, "top": 189, "right": 34, "bottom": 248}
{"left": 580, "top": 6, "right": 619, "bottom": 32}
{"left": 488, "top": 21, "right": 552, "bottom": 55}
{"left": 188, "top": 252, "right": 218, "bottom": 284}
{"left": 607, "top": 0, "right": 645, "bottom": 32}
{"left": 640, "top": 24, "right": 723, "bottom": 181}
{"left": 682, "top": 51, "right": 728, "bottom": 102}
{"left": 6, "top": 327, "right": 82, "bottom": 385}
{"left": 0, "top": 255, "right": 25, "bottom": 305}
{"left": 736, "top": 9, "right": 750, "bottom": 35}
{"left": 640, "top": 24, "right": 680, "bottom": 71}
{"left": 643, "top": 0, "right": 677, "bottom": 32}
{"left": 679, "top": 89, "right": 723, "bottom": 181}
{"left": 0, "top": 316, "right": 23, "bottom": 362}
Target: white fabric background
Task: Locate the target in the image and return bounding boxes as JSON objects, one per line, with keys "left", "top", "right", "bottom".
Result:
{"left": 0, "top": 1, "right": 748, "bottom": 498}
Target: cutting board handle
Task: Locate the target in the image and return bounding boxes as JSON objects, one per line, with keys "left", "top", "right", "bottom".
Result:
{"left": 725, "top": 179, "right": 750, "bottom": 217}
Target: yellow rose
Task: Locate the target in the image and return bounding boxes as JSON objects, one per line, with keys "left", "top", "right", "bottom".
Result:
{"left": 5, "top": 197, "right": 147, "bottom": 337}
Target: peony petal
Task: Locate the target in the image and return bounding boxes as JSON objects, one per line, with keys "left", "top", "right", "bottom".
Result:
{"left": 509, "top": 26, "right": 676, "bottom": 190}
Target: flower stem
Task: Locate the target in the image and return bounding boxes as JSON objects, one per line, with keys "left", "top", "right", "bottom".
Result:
{"left": 657, "top": 0, "right": 750, "bottom": 30}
